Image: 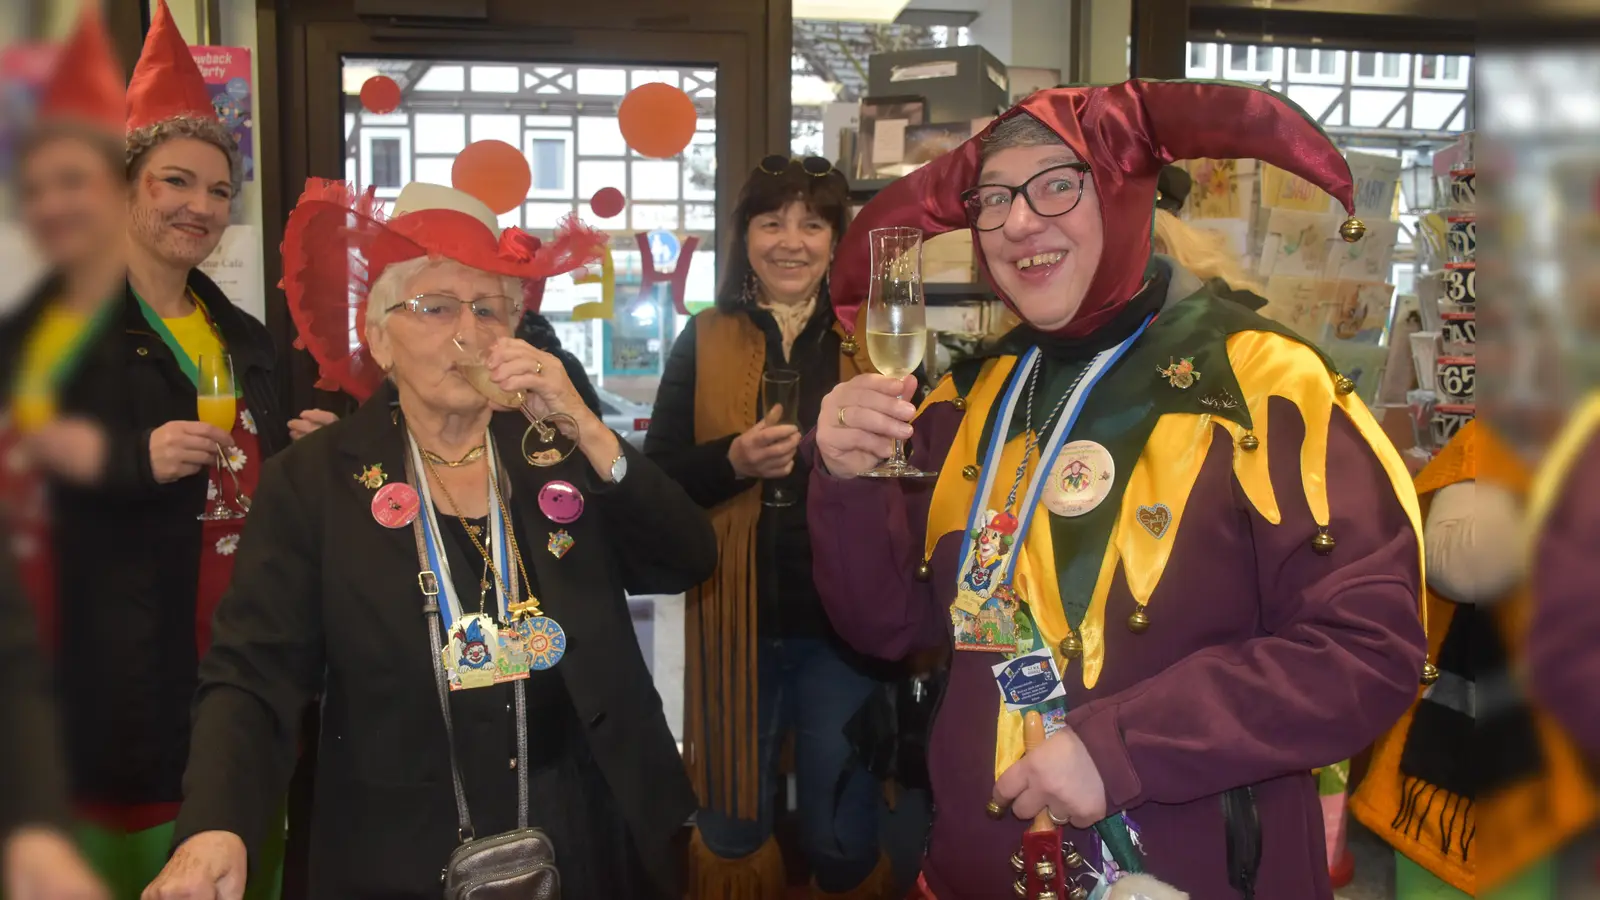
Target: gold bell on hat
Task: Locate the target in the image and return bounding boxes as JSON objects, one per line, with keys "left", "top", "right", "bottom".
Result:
{"left": 1036, "top": 891, "right": 1059, "bottom": 900}
{"left": 1312, "top": 527, "right": 1336, "bottom": 556}
{"left": 841, "top": 334, "right": 859, "bottom": 356}
{"left": 1421, "top": 662, "right": 1441, "bottom": 686}
{"left": 1127, "top": 606, "right": 1151, "bottom": 634}
{"left": 1014, "top": 877, "right": 1028, "bottom": 897}
{"left": 1035, "top": 859, "right": 1058, "bottom": 880}
{"left": 1058, "top": 631, "right": 1083, "bottom": 659}
{"left": 1068, "top": 885, "right": 1089, "bottom": 900}
{"left": 915, "top": 560, "right": 932, "bottom": 582}
{"left": 1239, "top": 431, "right": 1260, "bottom": 452}
{"left": 1063, "top": 847, "right": 1085, "bottom": 869}
{"left": 1339, "top": 215, "right": 1367, "bottom": 243}
{"left": 1334, "top": 374, "right": 1357, "bottom": 396}
{"left": 1011, "top": 850, "right": 1026, "bottom": 873}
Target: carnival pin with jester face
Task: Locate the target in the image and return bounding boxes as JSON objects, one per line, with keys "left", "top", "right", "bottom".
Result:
{"left": 953, "top": 509, "right": 1018, "bottom": 618}
{"left": 442, "top": 613, "right": 502, "bottom": 690}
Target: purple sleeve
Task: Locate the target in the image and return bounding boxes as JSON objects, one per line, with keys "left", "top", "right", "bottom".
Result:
{"left": 1067, "top": 398, "right": 1427, "bottom": 810}
{"left": 804, "top": 404, "right": 962, "bottom": 660}
{"left": 1528, "top": 430, "right": 1600, "bottom": 756}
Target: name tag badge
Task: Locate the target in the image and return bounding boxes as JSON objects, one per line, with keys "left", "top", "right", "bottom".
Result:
{"left": 992, "top": 647, "right": 1067, "bottom": 711}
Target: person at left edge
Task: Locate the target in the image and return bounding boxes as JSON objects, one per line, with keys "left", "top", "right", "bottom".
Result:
{"left": 141, "top": 178, "right": 711, "bottom": 899}
{"left": 9, "top": 4, "right": 333, "bottom": 896}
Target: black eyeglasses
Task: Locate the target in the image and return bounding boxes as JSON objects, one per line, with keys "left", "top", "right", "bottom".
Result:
{"left": 961, "top": 163, "right": 1092, "bottom": 232}
{"left": 758, "top": 155, "right": 842, "bottom": 180}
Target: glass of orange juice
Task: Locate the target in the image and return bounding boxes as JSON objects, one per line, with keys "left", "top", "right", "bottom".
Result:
{"left": 197, "top": 354, "right": 243, "bottom": 521}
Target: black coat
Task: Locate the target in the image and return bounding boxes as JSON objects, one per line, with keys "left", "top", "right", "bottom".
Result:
{"left": 171, "top": 386, "right": 711, "bottom": 898}
{"left": 0, "top": 546, "right": 70, "bottom": 838}
{"left": 0, "top": 271, "right": 288, "bottom": 808}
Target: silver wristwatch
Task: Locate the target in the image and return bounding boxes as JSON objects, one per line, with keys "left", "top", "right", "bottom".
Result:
{"left": 607, "top": 451, "right": 628, "bottom": 484}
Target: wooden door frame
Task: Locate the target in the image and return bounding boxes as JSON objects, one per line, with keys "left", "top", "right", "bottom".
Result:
{"left": 266, "top": 16, "right": 762, "bottom": 408}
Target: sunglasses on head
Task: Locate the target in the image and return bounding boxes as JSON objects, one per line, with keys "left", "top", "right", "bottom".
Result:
{"left": 757, "top": 155, "right": 841, "bottom": 179}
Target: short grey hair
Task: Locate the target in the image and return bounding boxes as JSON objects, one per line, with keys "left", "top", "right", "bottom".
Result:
{"left": 365, "top": 256, "right": 524, "bottom": 333}
{"left": 126, "top": 115, "right": 244, "bottom": 199}
{"left": 981, "top": 114, "right": 1067, "bottom": 161}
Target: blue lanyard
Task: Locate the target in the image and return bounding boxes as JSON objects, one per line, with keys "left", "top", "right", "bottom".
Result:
{"left": 956, "top": 314, "right": 1154, "bottom": 593}
{"left": 406, "top": 434, "right": 515, "bottom": 632}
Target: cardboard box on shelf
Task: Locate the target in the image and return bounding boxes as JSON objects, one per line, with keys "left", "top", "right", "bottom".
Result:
{"left": 923, "top": 231, "right": 976, "bottom": 283}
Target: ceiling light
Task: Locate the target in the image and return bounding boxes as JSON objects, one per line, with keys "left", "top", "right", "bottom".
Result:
{"left": 793, "top": 0, "right": 912, "bottom": 24}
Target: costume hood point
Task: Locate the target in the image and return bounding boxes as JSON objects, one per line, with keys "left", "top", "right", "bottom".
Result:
{"left": 830, "top": 79, "right": 1367, "bottom": 339}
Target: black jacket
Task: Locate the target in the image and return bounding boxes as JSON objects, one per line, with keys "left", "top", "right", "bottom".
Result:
{"left": 171, "top": 386, "right": 710, "bottom": 898}
{"left": 645, "top": 303, "right": 846, "bottom": 638}
{"left": 0, "top": 547, "right": 71, "bottom": 838}
{"left": 516, "top": 313, "right": 602, "bottom": 417}
{"left": 0, "top": 271, "right": 288, "bottom": 808}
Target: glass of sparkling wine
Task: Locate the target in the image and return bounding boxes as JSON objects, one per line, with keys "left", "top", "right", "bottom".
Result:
{"left": 861, "top": 226, "right": 935, "bottom": 479}
{"left": 196, "top": 353, "right": 245, "bottom": 520}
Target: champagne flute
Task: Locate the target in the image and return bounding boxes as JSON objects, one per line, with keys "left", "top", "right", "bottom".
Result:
{"left": 761, "top": 369, "right": 801, "bottom": 507}
{"left": 450, "top": 337, "right": 576, "bottom": 467}
{"left": 861, "top": 226, "right": 935, "bottom": 479}
{"left": 196, "top": 354, "right": 247, "bottom": 520}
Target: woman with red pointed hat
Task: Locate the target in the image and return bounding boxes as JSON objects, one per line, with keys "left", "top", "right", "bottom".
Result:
{"left": 805, "top": 80, "right": 1430, "bottom": 899}
{"left": 1, "top": 3, "right": 329, "bottom": 896}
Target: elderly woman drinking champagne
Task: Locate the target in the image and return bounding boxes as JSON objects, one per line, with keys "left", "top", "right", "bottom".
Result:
{"left": 142, "top": 179, "right": 714, "bottom": 900}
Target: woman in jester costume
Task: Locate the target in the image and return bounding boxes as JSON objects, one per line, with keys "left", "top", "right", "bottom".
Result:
{"left": 805, "top": 79, "right": 1432, "bottom": 900}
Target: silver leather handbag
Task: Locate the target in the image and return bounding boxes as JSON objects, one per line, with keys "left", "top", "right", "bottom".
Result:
{"left": 409, "top": 457, "right": 561, "bottom": 900}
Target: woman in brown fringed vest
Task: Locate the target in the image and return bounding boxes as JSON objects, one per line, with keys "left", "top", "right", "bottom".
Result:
{"left": 644, "top": 157, "right": 900, "bottom": 900}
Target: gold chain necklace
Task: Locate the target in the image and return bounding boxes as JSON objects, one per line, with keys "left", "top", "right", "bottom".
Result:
{"left": 422, "top": 448, "right": 541, "bottom": 621}
{"left": 419, "top": 444, "right": 486, "bottom": 468}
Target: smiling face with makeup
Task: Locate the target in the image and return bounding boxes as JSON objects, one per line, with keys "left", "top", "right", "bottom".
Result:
{"left": 128, "top": 136, "right": 235, "bottom": 269}
{"left": 971, "top": 124, "right": 1105, "bottom": 332}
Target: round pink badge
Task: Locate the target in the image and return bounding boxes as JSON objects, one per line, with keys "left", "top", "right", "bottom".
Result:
{"left": 537, "top": 480, "right": 584, "bottom": 524}
{"left": 372, "top": 482, "right": 420, "bottom": 529}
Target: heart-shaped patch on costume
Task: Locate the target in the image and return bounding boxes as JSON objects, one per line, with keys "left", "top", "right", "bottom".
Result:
{"left": 1136, "top": 504, "right": 1172, "bottom": 539}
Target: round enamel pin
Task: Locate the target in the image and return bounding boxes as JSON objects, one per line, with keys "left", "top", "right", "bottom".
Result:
{"left": 538, "top": 480, "right": 584, "bottom": 524}
{"left": 1043, "top": 440, "right": 1115, "bottom": 517}
{"left": 371, "top": 482, "right": 420, "bottom": 529}
{"left": 518, "top": 615, "right": 568, "bottom": 670}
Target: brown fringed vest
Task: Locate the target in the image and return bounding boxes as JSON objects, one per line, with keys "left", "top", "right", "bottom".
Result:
{"left": 684, "top": 305, "right": 871, "bottom": 819}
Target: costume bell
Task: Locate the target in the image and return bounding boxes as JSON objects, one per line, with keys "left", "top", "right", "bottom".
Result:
{"left": 806, "top": 79, "right": 1431, "bottom": 899}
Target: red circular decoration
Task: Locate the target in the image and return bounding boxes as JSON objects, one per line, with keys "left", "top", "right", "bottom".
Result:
{"left": 617, "top": 83, "right": 698, "bottom": 159}
{"left": 589, "top": 187, "right": 626, "bottom": 219}
{"left": 452, "top": 140, "right": 532, "bottom": 216}
{"left": 359, "top": 75, "right": 401, "bottom": 114}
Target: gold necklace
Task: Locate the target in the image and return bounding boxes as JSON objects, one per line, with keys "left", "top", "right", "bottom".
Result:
{"left": 420, "top": 444, "right": 486, "bottom": 468}
{"left": 422, "top": 448, "right": 540, "bottom": 620}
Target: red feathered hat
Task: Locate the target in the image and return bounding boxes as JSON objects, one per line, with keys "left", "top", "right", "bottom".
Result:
{"left": 126, "top": 0, "right": 217, "bottom": 131}
{"left": 831, "top": 79, "right": 1363, "bottom": 339}
{"left": 37, "top": 4, "right": 124, "bottom": 132}
{"left": 281, "top": 180, "right": 609, "bottom": 401}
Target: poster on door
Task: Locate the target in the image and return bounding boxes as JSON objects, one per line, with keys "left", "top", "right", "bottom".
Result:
{"left": 190, "top": 46, "right": 254, "bottom": 181}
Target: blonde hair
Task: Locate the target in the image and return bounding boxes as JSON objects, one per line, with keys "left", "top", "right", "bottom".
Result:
{"left": 366, "top": 256, "right": 523, "bottom": 333}
{"left": 1151, "top": 209, "right": 1265, "bottom": 296}
{"left": 125, "top": 115, "right": 244, "bottom": 199}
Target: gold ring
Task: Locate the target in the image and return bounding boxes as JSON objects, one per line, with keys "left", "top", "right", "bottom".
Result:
{"left": 985, "top": 800, "right": 1005, "bottom": 820}
{"left": 534, "top": 360, "right": 544, "bottom": 375}
{"left": 836, "top": 405, "right": 848, "bottom": 427}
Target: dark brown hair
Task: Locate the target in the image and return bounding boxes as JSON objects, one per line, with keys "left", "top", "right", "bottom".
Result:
{"left": 15, "top": 120, "right": 125, "bottom": 187}
{"left": 713, "top": 159, "right": 851, "bottom": 313}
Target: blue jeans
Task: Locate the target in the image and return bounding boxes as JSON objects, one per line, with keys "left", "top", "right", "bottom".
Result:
{"left": 697, "top": 638, "right": 883, "bottom": 892}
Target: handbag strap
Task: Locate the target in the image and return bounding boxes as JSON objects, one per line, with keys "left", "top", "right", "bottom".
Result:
{"left": 403, "top": 443, "right": 530, "bottom": 842}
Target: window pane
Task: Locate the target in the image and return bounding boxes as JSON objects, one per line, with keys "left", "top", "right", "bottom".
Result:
{"left": 1444, "top": 57, "right": 1462, "bottom": 80}
{"left": 631, "top": 161, "right": 680, "bottom": 201}
{"left": 576, "top": 68, "right": 628, "bottom": 95}
{"left": 1420, "top": 55, "right": 1438, "bottom": 80}
{"left": 1318, "top": 51, "right": 1337, "bottom": 75}
{"left": 471, "top": 114, "right": 521, "bottom": 146}
{"left": 578, "top": 116, "right": 628, "bottom": 157}
{"left": 683, "top": 135, "right": 716, "bottom": 201}
{"left": 371, "top": 138, "right": 402, "bottom": 188}
{"left": 524, "top": 115, "right": 572, "bottom": 128}
{"left": 414, "top": 65, "right": 464, "bottom": 92}
{"left": 578, "top": 160, "right": 628, "bottom": 204}
{"left": 1188, "top": 43, "right": 1207, "bottom": 68}
{"left": 1229, "top": 45, "right": 1248, "bottom": 69}
{"left": 525, "top": 202, "right": 577, "bottom": 230}
{"left": 1293, "top": 49, "right": 1313, "bottom": 74}
{"left": 1382, "top": 54, "right": 1403, "bottom": 78}
{"left": 531, "top": 139, "right": 567, "bottom": 192}
{"left": 414, "top": 157, "right": 454, "bottom": 186}
{"left": 1255, "top": 48, "right": 1275, "bottom": 73}
{"left": 631, "top": 70, "right": 680, "bottom": 89}
{"left": 470, "top": 66, "right": 519, "bottom": 93}
{"left": 414, "top": 114, "right": 466, "bottom": 154}
{"left": 1356, "top": 52, "right": 1376, "bottom": 78}
{"left": 685, "top": 203, "right": 715, "bottom": 231}
{"left": 631, "top": 203, "right": 680, "bottom": 232}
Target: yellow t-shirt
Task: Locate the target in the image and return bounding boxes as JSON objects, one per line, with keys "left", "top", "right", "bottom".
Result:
{"left": 12, "top": 305, "right": 90, "bottom": 431}
{"left": 162, "top": 305, "right": 226, "bottom": 373}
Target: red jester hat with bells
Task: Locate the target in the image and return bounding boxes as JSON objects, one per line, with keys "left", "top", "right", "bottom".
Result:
{"left": 830, "top": 79, "right": 1367, "bottom": 340}
{"left": 280, "top": 180, "right": 609, "bottom": 402}
{"left": 36, "top": 3, "right": 124, "bottom": 134}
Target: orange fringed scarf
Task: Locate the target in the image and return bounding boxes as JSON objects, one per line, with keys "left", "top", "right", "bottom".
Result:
{"left": 1350, "top": 419, "right": 1598, "bottom": 894}
{"left": 684, "top": 305, "right": 872, "bottom": 819}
